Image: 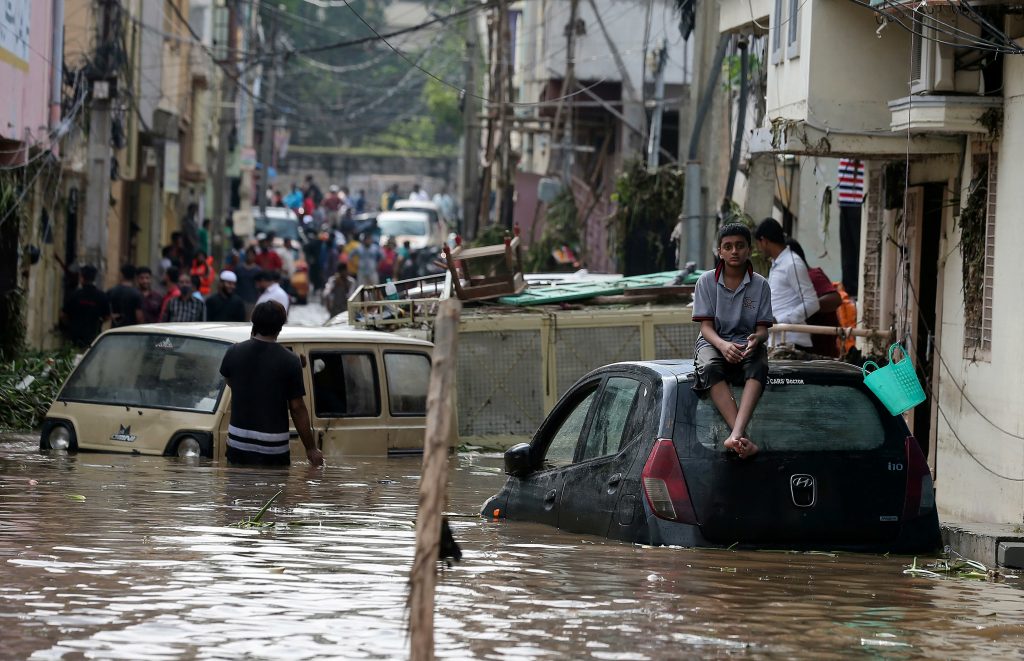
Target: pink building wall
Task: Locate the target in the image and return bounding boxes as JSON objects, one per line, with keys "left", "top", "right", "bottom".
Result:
{"left": 0, "top": 0, "right": 55, "bottom": 163}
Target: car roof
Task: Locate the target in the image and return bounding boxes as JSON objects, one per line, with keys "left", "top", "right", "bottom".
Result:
{"left": 603, "top": 358, "right": 865, "bottom": 380}
{"left": 101, "top": 322, "right": 433, "bottom": 348}
{"left": 394, "top": 200, "right": 440, "bottom": 212}
{"left": 377, "top": 210, "right": 430, "bottom": 222}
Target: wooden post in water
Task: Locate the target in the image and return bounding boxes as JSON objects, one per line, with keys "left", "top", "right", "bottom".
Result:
{"left": 408, "top": 298, "right": 462, "bottom": 661}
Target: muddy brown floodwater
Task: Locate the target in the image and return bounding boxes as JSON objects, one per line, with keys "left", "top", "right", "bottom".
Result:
{"left": 2, "top": 435, "right": 1024, "bottom": 659}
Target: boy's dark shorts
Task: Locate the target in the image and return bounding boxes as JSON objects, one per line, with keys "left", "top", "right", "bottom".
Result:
{"left": 692, "top": 343, "right": 769, "bottom": 395}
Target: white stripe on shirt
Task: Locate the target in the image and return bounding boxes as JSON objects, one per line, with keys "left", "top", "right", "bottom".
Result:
{"left": 226, "top": 437, "right": 290, "bottom": 454}
{"left": 228, "top": 424, "right": 290, "bottom": 443}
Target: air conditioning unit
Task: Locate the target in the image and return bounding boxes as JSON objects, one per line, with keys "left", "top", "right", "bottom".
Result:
{"left": 910, "top": 11, "right": 981, "bottom": 95}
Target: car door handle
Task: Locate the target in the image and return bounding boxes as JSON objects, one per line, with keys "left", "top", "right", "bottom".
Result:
{"left": 606, "top": 473, "right": 622, "bottom": 487}
{"left": 544, "top": 489, "right": 557, "bottom": 504}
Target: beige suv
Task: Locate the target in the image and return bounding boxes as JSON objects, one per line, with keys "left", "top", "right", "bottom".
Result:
{"left": 39, "top": 323, "right": 445, "bottom": 460}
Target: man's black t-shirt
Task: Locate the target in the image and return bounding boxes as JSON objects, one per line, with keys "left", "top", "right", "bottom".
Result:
{"left": 219, "top": 339, "right": 305, "bottom": 466}
{"left": 206, "top": 292, "right": 246, "bottom": 322}
{"left": 63, "top": 285, "right": 109, "bottom": 347}
{"left": 107, "top": 284, "right": 143, "bottom": 327}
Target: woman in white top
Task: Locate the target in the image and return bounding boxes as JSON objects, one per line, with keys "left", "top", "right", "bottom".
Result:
{"left": 754, "top": 219, "right": 820, "bottom": 349}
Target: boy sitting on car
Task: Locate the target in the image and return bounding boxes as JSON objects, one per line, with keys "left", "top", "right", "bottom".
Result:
{"left": 691, "top": 223, "right": 774, "bottom": 459}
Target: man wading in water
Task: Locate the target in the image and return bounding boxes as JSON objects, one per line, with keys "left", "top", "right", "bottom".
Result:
{"left": 219, "top": 301, "right": 325, "bottom": 467}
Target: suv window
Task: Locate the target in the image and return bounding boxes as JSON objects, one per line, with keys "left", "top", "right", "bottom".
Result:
{"left": 311, "top": 352, "right": 380, "bottom": 418}
{"left": 691, "top": 383, "right": 887, "bottom": 452}
{"left": 543, "top": 388, "right": 598, "bottom": 468}
{"left": 579, "top": 377, "right": 641, "bottom": 461}
{"left": 384, "top": 352, "right": 430, "bottom": 416}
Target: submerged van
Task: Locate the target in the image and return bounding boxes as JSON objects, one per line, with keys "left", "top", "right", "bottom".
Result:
{"left": 39, "top": 323, "right": 446, "bottom": 460}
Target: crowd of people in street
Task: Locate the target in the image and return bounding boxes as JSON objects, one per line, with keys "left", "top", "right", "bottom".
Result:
{"left": 60, "top": 177, "right": 453, "bottom": 349}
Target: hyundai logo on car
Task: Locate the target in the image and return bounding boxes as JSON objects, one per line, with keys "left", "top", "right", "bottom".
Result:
{"left": 790, "top": 474, "right": 816, "bottom": 507}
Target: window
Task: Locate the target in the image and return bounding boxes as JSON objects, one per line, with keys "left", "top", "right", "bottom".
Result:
{"left": 691, "top": 384, "right": 887, "bottom": 452}
{"left": 59, "top": 334, "right": 228, "bottom": 412}
{"left": 543, "top": 389, "right": 598, "bottom": 468}
{"left": 786, "top": 0, "right": 801, "bottom": 58}
{"left": 963, "top": 150, "right": 996, "bottom": 359}
{"left": 311, "top": 352, "right": 380, "bottom": 418}
{"left": 384, "top": 352, "right": 430, "bottom": 416}
{"left": 579, "top": 378, "right": 642, "bottom": 461}
{"left": 771, "top": 0, "right": 784, "bottom": 64}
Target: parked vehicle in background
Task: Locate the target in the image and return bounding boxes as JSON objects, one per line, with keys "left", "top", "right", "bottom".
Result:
{"left": 39, "top": 324, "right": 448, "bottom": 460}
{"left": 377, "top": 210, "right": 446, "bottom": 250}
{"left": 483, "top": 359, "right": 941, "bottom": 552}
{"left": 393, "top": 199, "right": 450, "bottom": 230}
{"left": 254, "top": 207, "right": 303, "bottom": 243}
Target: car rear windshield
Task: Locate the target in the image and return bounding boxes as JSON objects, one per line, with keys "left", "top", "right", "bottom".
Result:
{"left": 687, "top": 383, "right": 888, "bottom": 452}
{"left": 59, "top": 334, "right": 230, "bottom": 413}
{"left": 377, "top": 218, "right": 427, "bottom": 236}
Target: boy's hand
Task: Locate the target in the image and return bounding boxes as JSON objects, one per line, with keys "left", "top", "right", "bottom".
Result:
{"left": 718, "top": 340, "right": 744, "bottom": 364}
{"left": 742, "top": 334, "right": 761, "bottom": 357}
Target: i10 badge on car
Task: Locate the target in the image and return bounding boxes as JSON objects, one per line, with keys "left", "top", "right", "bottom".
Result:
{"left": 482, "top": 359, "right": 942, "bottom": 553}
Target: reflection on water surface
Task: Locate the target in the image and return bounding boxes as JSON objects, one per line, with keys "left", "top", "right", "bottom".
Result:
{"left": 1, "top": 435, "right": 1023, "bottom": 659}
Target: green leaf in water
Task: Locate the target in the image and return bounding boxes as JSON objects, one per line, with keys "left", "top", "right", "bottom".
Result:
{"left": 65, "top": 494, "right": 86, "bottom": 501}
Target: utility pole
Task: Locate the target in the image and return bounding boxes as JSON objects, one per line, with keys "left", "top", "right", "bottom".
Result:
{"left": 560, "top": 0, "right": 579, "bottom": 185}
{"left": 496, "top": 0, "right": 514, "bottom": 229}
{"left": 475, "top": 9, "right": 498, "bottom": 234}
{"left": 258, "top": 11, "right": 278, "bottom": 218}
{"left": 212, "top": 2, "right": 237, "bottom": 266}
{"left": 646, "top": 39, "right": 668, "bottom": 172}
{"left": 83, "top": 0, "right": 116, "bottom": 282}
{"left": 460, "top": 11, "right": 479, "bottom": 239}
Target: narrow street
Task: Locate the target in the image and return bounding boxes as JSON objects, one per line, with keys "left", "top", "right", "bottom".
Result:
{"left": 0, "top": 437, "right": 1022, "bottom": 658}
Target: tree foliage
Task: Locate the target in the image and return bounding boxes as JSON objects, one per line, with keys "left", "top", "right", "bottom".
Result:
{"left": 262, "top": 1, "right": 465, "bottom": 152}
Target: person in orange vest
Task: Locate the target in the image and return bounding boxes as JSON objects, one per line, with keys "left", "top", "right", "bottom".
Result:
{"left": 190, "top": 251, "right": 216, "bottom": 297}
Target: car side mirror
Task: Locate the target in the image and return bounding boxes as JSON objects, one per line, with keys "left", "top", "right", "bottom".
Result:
{"left": 503, "top": 443, "right": 533, "bottom": 477}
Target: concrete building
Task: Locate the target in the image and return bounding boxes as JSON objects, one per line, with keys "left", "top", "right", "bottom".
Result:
{"left": 719, "top": 0, "right": 1023, "bottom": 524}
{"left": 0, "top": 0, "right": 65, "bottom": 352}
{"left": 505, "top": 0, "right": 695, "bottom": 272}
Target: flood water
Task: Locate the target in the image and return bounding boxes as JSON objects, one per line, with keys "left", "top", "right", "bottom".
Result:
{"left": 2, "top": 435, "right": 1024, "bottom": 659}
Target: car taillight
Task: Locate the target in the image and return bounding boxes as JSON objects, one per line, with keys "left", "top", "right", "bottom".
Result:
{"left": 641, "top": 439, "right": 698, "bottom": 524}
{"left": 903, "top": 436, "right": 935, "bottom": 520}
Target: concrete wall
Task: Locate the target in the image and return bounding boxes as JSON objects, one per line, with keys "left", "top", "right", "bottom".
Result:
{"left": 934, "top": 54, "right": 1024, "bottom": 524}
{"left": 791, "top": 157, "right": 842, "bottom": 281}
{"left": 524, "top": 0, "right": 691, "bottom": 93}
{"left": 765, "top": 0, "right": 909, "bottom": 133}
{"left": 0, "top": 0, "right": 55, "bottom": 154}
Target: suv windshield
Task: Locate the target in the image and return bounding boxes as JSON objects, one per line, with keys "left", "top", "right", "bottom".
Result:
{"left": 377, "top": 218, "right": 427, "bottom": 236}
{"left": 254, "top": 215, "right": 301, "bottom": 242}
{"left": 689, "top": 383, "right": 887, "bottom": 452}
{"left": 60, "top": 334, "right": 230, "bottom": 413}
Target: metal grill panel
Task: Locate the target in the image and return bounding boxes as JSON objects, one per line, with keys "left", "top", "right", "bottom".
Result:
{"left": 555, "top": 326, "right": 641, "bottom": 397}
{"left": 457, "top": 329, "right": 544, "bottom": 437}
{"left": 654, "top": 323, "right": 698, "bottom": 360}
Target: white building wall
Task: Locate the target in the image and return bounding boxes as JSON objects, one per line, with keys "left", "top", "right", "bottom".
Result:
{"left": 935, "top": 56, "right": 1024, "bottom": 523}
{"left": 792, "top": 157, "right": 842, "bottom": 281}
{"left": 765, "top": 0, "right": 909, "bottom": 133}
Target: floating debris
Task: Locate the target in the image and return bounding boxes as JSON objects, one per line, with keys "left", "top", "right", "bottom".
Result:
{"left": 903, "top": 548, "right": 1019, "bottom": 581}
{"left": 231, "top": 490, "right": 282, "bottom": 529}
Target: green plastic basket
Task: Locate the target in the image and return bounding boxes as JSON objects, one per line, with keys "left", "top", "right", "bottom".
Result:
{"left": 862, "top": 343, "right": 926, "bottom": 415}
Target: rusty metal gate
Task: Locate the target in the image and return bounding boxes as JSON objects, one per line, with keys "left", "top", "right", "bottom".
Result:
{"left": 456, "top": 307, "right": 696, "bottom": 447}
